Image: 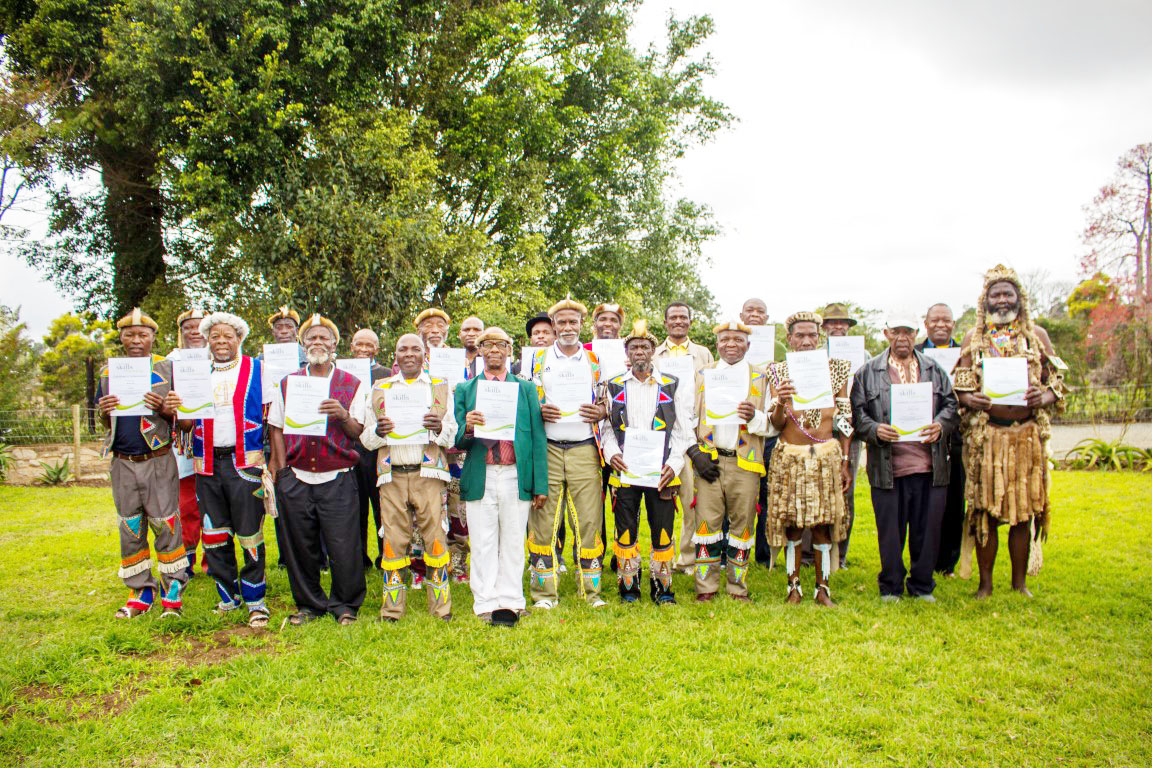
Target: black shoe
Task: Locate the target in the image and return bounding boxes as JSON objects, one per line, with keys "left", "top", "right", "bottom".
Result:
{"left": 288, "top": 610, "right": 321, "bottom": 626}
{"left": 656, "top": 594, "right": 677, "bottom": 605}
{"left": 621, "top": 594, "right": 639, "bottom": 604}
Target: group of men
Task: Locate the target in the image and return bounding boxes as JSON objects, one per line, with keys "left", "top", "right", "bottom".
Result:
{"left": 98, "top": 263, "right": 1065, "bottom": 626}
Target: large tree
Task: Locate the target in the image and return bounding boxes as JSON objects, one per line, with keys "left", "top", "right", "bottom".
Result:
{"left": 3, "top": 0, "right": 729, "bottom": 335}
{"left": 1082, "top": 142, "right": 1152, "bottom": 304}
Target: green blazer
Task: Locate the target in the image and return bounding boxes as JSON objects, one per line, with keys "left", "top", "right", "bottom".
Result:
{"left": 454, "top": 374, "right": 548, "bottom": 502}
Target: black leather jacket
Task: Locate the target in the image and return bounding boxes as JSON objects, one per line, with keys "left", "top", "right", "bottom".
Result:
{"left": 850, "top": 349, "right": 959, "bottom": 490}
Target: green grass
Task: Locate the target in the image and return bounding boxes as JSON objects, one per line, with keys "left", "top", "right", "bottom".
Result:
{"left": 1, "top": 473, "right": 1150, "bottom": 767}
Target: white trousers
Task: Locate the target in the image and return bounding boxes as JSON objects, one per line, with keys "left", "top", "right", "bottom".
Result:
{"left": 466, "top": 464, "right": 530, "bottom": 614}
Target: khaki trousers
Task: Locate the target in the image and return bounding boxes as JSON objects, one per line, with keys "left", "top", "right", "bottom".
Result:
{"left": 674, "top": 464, "right": 697, "bottom": 569}
{"left": 528, "top": 442, "right": 603, "bottom": 603}
{"left": 378, "top": 471, "right": 450, "bottom": 619}
{"left": 112, "top": 452, "right": 188, "bottom": 610}
{"left": 691, "top": 455, "right": 760, "bottom": 597}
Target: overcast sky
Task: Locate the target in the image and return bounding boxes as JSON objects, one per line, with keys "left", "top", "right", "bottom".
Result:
{"left": 4, "top": 0, "right": 1151, "bottom": 338}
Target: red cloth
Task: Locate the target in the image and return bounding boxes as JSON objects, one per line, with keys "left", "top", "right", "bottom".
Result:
{"left": 283, "top": 368, "right": 361, "bottom": 472}
{"left": 178, "top": 475, "right": 202, "bottom": 556}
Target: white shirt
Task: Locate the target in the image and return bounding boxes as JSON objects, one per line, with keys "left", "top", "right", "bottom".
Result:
{"left": 267, "top": 365, "right": 367, "bottom": 484}
{"left": 710, "top": 358, "right": 774, "bottom": 450}
{"left": 536, "top": 343, "right": 596, "bottom": 442}
{"left": 207, "top": 358, "right": 273, "bottom": 447}
{"left": 599, "top": 369, "right": 695, "bottom": 476}
{"left": 359, "top": 371, "right": 458, "bottom": 465}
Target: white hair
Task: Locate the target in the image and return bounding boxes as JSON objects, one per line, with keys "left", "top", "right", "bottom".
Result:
{"left": 199, "top": 312, "right": 250, "bottom": 344}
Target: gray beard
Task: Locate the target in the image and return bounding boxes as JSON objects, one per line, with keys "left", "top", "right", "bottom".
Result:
{"left": 306, "top": 348, "right": 334, "bottom": 366}
{"left": 988, "top": 307, "right": 1019, "bottom": 325}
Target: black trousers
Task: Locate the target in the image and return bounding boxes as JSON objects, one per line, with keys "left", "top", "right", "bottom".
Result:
{"left": 612, "top": 485, "right": 676, "bottom": 599}
{"left": 934, "top": 444, "right": 966, "bottom": 574}
{"left": 197, "top": 456, "right": 267, "bottom": 608}
{"left": 276, "top": 469, "right": 365, "bottom": 618}
{"left": 871, "top": 472, "right": 946, "bottom": 597}
{"left": 754, "top": 436, "right": 778, "bottom": 565}
{"left": 354, "top": 448, "right": 383, "bottom": 567}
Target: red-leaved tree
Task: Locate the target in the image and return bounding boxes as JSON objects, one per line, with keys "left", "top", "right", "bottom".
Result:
{"left": 1082, "top": 143, "right": 1152, "bottom": 304}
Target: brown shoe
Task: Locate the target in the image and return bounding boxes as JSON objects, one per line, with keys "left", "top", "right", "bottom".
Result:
{"left": 695, "top": 592, "right": 716, "bottom": 603}
{"left": 729, "top": 594, "right": 752, "bottom": 603}
{"left": 814, "top": 584, "right": 835, "bottom": 607}
{"left": 785, "top": 578, "right": 803, "bottom": 604}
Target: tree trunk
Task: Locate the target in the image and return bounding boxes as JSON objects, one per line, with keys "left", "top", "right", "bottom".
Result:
{"left": 98, "top": 144, "right": 167, "bottom": 318}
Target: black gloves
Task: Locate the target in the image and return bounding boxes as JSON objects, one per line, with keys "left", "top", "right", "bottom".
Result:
{"left": 687, "top": 445, "right": 720, "bottom": 483}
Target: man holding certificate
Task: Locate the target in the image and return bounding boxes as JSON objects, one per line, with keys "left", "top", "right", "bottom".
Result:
{"left": 359, "top": 333, "right": 457, "bottom": 621}
{"left": 268, "top": 314, "right": 367, "bottom": 625}
{"left": 851, "top": 315, "right": 958, "bottom": 602}
{"left": 171, "top": 312, "right": 274, "bottom": 627}
{"left": 599, "top": 320, "right": 693, "bottom": 604}
{"left": 528, "top": 298, "right": 609, "bottom": 609}
{"left": 952, "top": 265, "right": 1065, "bottom": 598}
{"left": 822, "top": 303, "right": 866, "bottom": 570}
{"left": 260, "top": 305, "right": 306, "bottom": 569}
{"left": 168, "top": 307, "right": 208, "bottom": 577}
{"left": 345, "top": 328, "right": 390, "bottom": 570}
{"left": 766, "top": 312, "right": 854, "bottom": 606}
{"left": 688, "top": 319, "right": 773, "bottom": 603}
{"left": 98, "top": 308, "right": 188, "bottom": 619}
{"left": 454, "top": 328, "right": 548, "bottom": 625}
{"left": 740, "top": 297, "right": 780, "bottom": 569}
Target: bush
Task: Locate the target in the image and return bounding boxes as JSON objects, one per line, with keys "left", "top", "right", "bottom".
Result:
{"left": 1063, "top": 439, "right": 1151, "bottom": 471}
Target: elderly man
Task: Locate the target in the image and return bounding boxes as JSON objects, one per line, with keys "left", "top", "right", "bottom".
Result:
{"left": 528, "top": 298, "right": 607, "bottom": 609}
{"left": 459, "top": 315, "right": 486, "bottom": 376}
{"left": 97, "top": 309, "right": 187, "bottom": 618}
{"left": 767, "top": 312, "right": 854, "bottom": 606}
{"left": 269, "top": 314, "right": 367, "bottom": 625}
{"left": 740, "top": 297, "right": 780, "bottom": 569}
{"left": 687, "top": 320, "right": 772, "bottom": 602}
{"left": 953, "top": 265, "right": 1064, "bottom": 598}
{"left": 916, "top": 303, "right": 966, "bottom": 575}
{"left": 171, "top": 312, "right": 273, "bottom": 626}
{"left": 654, "top": 301, "right": 714, "bottom": 575}
{"left": 852, "top": 315, "right": 958, "bottom": 602}
{"left": 820, "top": 302, "right": 864, "bottom": 569}
{"left": 168, "top": 308, "right": 208, "bottom": 577}
{"left": 455, "top": 327, "right": 548, "bottom": 625}
{"left": 347, "top": 328, "right": 390, "bottom": 569}
{"left": 360, "top": 333, "right": 458, "bottom": 622}
{"left": 261, "top": 306, "right": 306, "bottom": 568}
{"left": 600, "top": 320, "right": 693, "bottom": 604}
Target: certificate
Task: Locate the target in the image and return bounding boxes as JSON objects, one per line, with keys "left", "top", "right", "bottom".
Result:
{"left": 429, "top": 347, "right": 467, "bottom": 389}
{"left": 336, "top": 357, "right": 373, "bottom": 386}
{"left": 384, "top": 385, "right": 429, "bottom": 446}
{"left": 474, "top": 380, "right": 519, "bottom": 440}
{"left": 592, "top": 339, "right": 628, "bottom": 380}
{"left": 621, "top": 429, "right": 664, "bottom": 488}
{"left": 703, "top": 367, "right": 747, "bottom": 425}
{"left": 923, "top": 348, "right": 962, "bottom": 383}
{"left": 656, "top": 355, "right": 695, "bottom": 384}
{"left": 982, "top": 357, "right": 1029, "bottom": 406}
{"left": 108, "top": 357, "right": 153, "bottom": 416}
{"left": 546, "top": 363, "right": 593, "bottom": 423}
{"left": 283, "top": 376, "right": 329, "bottom": 436}
{"left": 173, "top": 358, "right": 214, "bottom": 418}
{"left": 746, "top": 325, "right": 777, "bottom": 367}
{"left": 786, "top": 349, "right": 835, "bottom": 410}
{"left": 828, "top": 336, "right": 867, "bottom": 375}
{"left": 263, "top": 343, "right": 301, "bottom": 400}
{"left": 890, "top": 382, "right": 934, "bottom": 442}
{"left": 172, "top": 347, "right": 210, "bottom": 362}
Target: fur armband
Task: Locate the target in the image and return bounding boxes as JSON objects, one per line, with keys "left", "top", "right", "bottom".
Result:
{"left": 833, "top": 397, "right": 854, "bottom": 438}
{"left": 952, "top": 366, "right": 977, "bottom": 392}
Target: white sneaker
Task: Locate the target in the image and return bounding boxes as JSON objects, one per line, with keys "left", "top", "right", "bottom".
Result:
{"left": 557, "top": 561, "right": 568, "bottom": 574}
{"left": 533, "top": 599, "right": 557, "bottom": 610}
{"left": 590, "top": 599, "right": 607, "bottom": 609}
{"left": 880, "top": 594, "right": 901, "bottom": 603}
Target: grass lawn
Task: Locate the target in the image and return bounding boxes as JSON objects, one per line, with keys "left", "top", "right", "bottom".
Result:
{"left": 0, "top": 472, "right": 1149, "bottom": 767}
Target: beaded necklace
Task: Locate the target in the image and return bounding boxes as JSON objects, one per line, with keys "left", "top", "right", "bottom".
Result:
{"left": 212, "top": 357, "right": 240, "bottom": 372}
{"left": 769, "top": 362, "right": 830, "bottom": 442}
{"left": 988, "top": 322, "right": 1020, "bottom": 358}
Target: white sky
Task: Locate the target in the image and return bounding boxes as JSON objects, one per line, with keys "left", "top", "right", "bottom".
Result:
{"left": 4, "top": 0, "right": 1151, "bottom": 338}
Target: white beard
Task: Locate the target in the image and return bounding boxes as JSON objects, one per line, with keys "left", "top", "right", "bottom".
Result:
{"left": 988, "top": 308, "right": 1019, "bottom": 325}
{"left": 306, "top": 348, "right": 334, "bottom": 366}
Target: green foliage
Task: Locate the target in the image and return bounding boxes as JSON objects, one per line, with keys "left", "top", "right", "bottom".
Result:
{"left": 37, "top": 457, "right": 70, "bottom": 485}
{"left": 1036, "top": 315, "right": 1086, "bottom": 385}
{"left": 1064, "top": 439, "right": 1151, "bottom": 471}
{"left": 0, "top": 443, "right": 11, "bottom": 480}
{"left": 38, "top": 313, "right": 112, "bottom": 407}
{"left": 0, "top": 305, "right": 39, "bottom": 413}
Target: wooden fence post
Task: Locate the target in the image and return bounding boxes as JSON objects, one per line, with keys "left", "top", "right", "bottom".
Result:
{"left": 72, "top": 404, "right": 82, "bottom": 481}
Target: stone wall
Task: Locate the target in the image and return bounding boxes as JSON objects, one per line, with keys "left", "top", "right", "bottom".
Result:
{"left": 3, "top": 442, "right": 108, "bottom": 485}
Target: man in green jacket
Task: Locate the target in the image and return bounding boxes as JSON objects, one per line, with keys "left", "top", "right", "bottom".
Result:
{"left": 454, "top": 327, "right": 548, "bottom": 624}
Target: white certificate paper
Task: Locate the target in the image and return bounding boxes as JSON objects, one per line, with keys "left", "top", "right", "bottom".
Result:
{"left": 982, "top": 357, "right": 1029, "bottom": 406}
{"left": 173, "top": 359, "right": 214, "bottom": 418}
{"left": 786, "top": 349, "right": 835, "bottom": 410}
{"left": 108, "top": 357, "right": 153, "bottom": 416}
{"left": 384, "top": 386, "right": 429, "bottom": 446}
{"left": 474, "top": 380, "right": 519, "bottom": 441}
{"left": 746, "top": 325, "right": 777, "bottom": 367}
{"left": 828, "top": 336, "right": 868, "bottom": 375}
{"left": 173, "top": 347, "right": 210, "bottom": 362}
{"left": 283, "top": 376, "right": 329, "bottom": 436}
{"left": 656, "top": 355, "right": 696, "bottom": 384}
{"left": 891, "top": 382, "right": 934, "bottom": 442}
{"left": 547, "top": 363, "right": 593, "bottom": 423}
{"left": 621, "top": 429, "right": 664, "bottom": 488}
{"left": 336, "top": 357, "right": 373, "bottom": 386}
{"left": 263, "top": 343, "right": 301, "bottom": 401}
{"left": 923, "top": 348, "right": 962, "bottom": 384}
{"left": 429, "top": 347, "right": 467, "bottom": 389}
{"left": 592, "top": 339, "right": 628, "bottom": 380}
{"left": 703, "top": 367, "right": 747, "bottom": 425}
{"left": 520, "top": 346, "right": 540, "bottom": 377}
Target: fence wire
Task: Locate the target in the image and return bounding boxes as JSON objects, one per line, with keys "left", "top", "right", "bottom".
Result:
{"left": 0, "top": 408, "right": 103, "bottom": 445}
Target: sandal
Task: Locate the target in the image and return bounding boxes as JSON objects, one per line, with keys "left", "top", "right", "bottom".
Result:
{"left": 160, "top": 607, "right": 182, "bottom": 619}
{"left": 114, "top": 605, "right": 149, "bottom": 619}
{"left": 288, "top": 610, "right": 320, "bottom": 626}
{"left": 337, "top": 614, "right": 357, "bottom": 626}
{"left": 247, "top": 610, "right": 270, "bottom": 629}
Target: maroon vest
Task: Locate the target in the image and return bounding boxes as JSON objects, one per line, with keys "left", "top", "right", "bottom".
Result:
{"left": 282, "top": 368, "right": 361, "bottom": 473}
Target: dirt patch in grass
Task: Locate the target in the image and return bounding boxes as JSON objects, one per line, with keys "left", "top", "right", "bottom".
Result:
{"left": 152, "top": 625, "right": 278, "bottom": 666}
{"left": 5, "top": 672, "right": 147, "bottom": 723}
